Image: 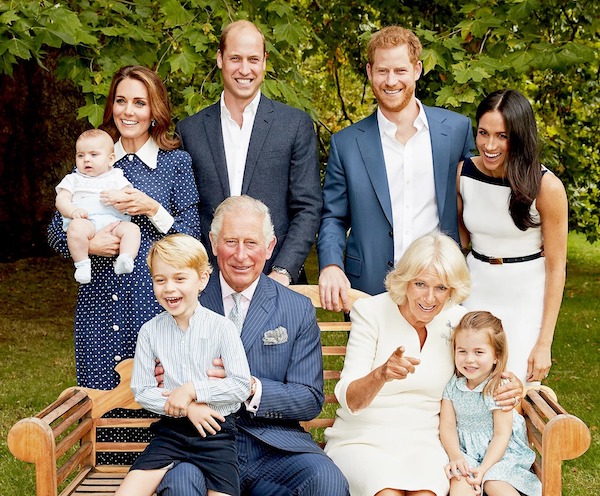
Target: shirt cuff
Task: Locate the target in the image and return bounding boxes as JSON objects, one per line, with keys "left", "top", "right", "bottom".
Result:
{"left": 245, "top": 377, "right": 262, "bottom": 413}
{"left": 150, "top": 204, "right": 174, "bottom": 234}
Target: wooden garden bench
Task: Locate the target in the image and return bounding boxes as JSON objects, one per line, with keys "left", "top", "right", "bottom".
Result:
{"left": 8, "top": 285, "right": 591, "bottom": 496}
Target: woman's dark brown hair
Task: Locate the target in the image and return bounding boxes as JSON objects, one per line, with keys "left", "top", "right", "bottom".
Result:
{"left": 101, "top": 65, "right": 180, "bottom": 151}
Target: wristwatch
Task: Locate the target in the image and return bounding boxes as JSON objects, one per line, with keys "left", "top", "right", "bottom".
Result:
{"left": 271, "top": 266, "right": 293, "bottom": 284}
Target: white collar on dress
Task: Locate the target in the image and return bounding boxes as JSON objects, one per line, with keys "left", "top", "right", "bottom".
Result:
{"left": 114, "top": 137, "right": 159, "bottom": 169}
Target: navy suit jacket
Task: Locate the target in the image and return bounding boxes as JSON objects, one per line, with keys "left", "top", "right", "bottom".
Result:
{"left": 317, "top": 106, "right": 475, "bottom": 296}
{"left": 200, "top": 273, "right": 325, "bottom": 454}
{"left": 176, "top": 95, "right": 322, "bottom": 282}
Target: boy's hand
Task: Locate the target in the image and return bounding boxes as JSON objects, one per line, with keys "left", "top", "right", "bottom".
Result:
{"left": 163, "top": 383, "right": 195, "bottom": 417}
{"left": 187, "top": 402, "right": 225, "bottom": 437}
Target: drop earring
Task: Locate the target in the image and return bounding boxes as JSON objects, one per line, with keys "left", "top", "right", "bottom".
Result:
{"left": 151, "top": 119, "right": 156, "bottom": 127}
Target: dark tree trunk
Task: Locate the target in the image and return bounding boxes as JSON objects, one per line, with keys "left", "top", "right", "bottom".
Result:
{"left": 0, "top": 53, "right": 89, "bottom": 261}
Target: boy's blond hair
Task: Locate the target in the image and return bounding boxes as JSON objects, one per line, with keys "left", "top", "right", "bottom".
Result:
{"left": 147, "top": 234, "right": 212, "bottom": 278}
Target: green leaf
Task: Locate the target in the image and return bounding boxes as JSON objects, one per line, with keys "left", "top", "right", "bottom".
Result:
{"left": 167, "top": 47, "right": 200, "bottom": 76}
{"left": 273, "top": 21, "right": 305, "bottom": 47}
{"left": 0, "top": 10, "right": 19, "bottom": 25}
{"left": 78, "top": 102, "right": 105, "bottom": 128}
{"left": 422, "top": 47, "right": 447, "bottom": 74}
{"left": 6, "top": 38, "right": 32, "bottom": 59}
{"left": 160, "top": 0, "right": 194, "bottom": 27}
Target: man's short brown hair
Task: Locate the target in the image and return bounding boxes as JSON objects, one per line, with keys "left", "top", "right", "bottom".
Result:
{"left": 367, "top": 26, "right": 422, "bottom": 66}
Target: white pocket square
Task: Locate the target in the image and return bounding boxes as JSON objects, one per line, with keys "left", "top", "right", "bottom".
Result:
{"left": 263, "top": 326, "right": 288, "bottom": 345}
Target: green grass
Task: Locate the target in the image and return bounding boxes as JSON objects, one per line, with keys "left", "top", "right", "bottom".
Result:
{"left": 1, "top": 234, "right": 598, "bottom": 495}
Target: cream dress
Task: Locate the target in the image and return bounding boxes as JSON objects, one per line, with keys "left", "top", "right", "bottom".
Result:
{"left": 324, "top": 293, "right": 467, "bottom": 496}
{"left": 460, "top": 157, "right": 546, "bottom": 383}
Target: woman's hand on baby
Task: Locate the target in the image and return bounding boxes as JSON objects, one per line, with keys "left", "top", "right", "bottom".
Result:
{"left": 88, "top": 221, "right": 121, "bottom": 256}
{"left": 101, "top": 187, "right": 158, "bottom": 217}
{"left": 187, "top": 403, "right": 225, "bottom": 437}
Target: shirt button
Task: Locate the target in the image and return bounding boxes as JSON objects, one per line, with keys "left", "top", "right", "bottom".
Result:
{"left": 112, "top": 294, "right": 119, "bottom": 301}
{"left": 387, "top": 260, "right": 394, "bottom": 268}
{"left": 114, "top": 355, "right": 121, "bottom": 362}
{"left": 113, "top": 325, "right": 119, "bottom": 331}
{"left": 388, "top": 231, "right": 393, "bottom": 237}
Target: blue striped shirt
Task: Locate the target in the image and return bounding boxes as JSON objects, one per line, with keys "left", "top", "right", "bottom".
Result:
{"left": 131, "top": 303, "right": 251, "bottom": 416}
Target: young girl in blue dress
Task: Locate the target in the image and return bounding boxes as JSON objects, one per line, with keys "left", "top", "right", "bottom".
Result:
{"left": 440, "top": 311, "right": 541, "bottom": 496}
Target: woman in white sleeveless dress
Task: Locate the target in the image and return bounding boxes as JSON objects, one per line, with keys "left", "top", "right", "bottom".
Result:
{"left": 457, "top": 89, "right": 568, "bottom": 384}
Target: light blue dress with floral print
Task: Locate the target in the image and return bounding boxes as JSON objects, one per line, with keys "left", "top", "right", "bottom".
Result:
{"left": 443, "top": 374, "right": 541, "bottom": 496}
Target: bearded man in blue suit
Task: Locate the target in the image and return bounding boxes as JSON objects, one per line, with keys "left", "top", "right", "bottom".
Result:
{"left": 318, "top": 26, "right": 475, "bottom": 312}
{"left": 158, "top": 196, "right": 349, "bottom": 496}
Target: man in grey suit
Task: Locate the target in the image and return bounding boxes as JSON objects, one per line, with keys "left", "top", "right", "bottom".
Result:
{"left": 158, "top": 196, "right": 349, "bottom": 496}
{"left": 318, "top": 26, "right": 475, "bottom": 311}
{"left": 176, "top": 20, "right": 321, "bottom": 286}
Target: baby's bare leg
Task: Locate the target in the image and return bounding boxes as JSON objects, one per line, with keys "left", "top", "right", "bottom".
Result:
{"left": 66, "top": 219, "right": 96, "bottom": 262}
{"left": 113, "top": 221, "right": 141, "bottom": 258}
{"left": 114, "top": 467, "right": 169, "bottom": 496}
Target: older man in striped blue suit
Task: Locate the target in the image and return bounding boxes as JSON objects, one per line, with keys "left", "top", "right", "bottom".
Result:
{"left": 158, "top": 195, "right": 349, "bottom": 496}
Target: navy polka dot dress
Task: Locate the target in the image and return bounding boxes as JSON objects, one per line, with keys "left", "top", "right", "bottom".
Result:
{"left": 48, "top": 148, "right": 201, "bottom": 389}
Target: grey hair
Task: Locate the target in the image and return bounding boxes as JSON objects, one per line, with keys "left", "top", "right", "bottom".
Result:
{"left": 210, "top": 195, "right": 275, "bottom": 245}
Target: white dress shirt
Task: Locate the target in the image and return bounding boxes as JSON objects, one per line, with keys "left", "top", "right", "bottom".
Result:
{"left": 377, "top": 100, "right": 439, "bottom": 263}
{"left": 219, "top": 273, "right": 263, "bottom": 412}
{"left": 220, "top": 90, "right": 262, "bottom": 196}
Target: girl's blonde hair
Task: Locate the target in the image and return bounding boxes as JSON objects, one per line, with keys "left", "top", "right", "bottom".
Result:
{"left": 451, "top": 311, "right": 508, "bottom": 397}
{"left": 147, "top": 234, "right": 212, "bottom": 278}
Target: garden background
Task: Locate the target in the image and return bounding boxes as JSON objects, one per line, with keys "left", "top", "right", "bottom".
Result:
{"left": 0, "top": 1, "right": 598, "bottom": 494}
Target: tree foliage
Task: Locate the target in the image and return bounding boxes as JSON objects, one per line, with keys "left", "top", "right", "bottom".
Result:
{"left": 0, "top": 0, "right": 598, "bottom": 245}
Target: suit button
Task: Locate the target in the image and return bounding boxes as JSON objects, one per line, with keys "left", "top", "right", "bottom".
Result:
{"left": 388, "top": 231, "right": 393, "bottom": 237}
{"left": 387, "top": 261, "right": 394, "bottom": 268}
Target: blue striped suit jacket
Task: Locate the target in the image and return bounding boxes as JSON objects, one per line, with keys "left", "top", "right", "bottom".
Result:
{"left": 200, "top": 273, "right": 325, "bottom": 454}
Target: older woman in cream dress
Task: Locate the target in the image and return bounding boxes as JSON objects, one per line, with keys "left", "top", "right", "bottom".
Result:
{"left": 324, "top": 233, "right": 521, "bottom": 496}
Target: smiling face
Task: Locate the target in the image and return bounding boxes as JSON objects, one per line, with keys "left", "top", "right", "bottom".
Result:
{"left": 75, "top": 134, "right": 115, "bottom": 177}
{"left": 210, "top": 210, "right": 276, "bottom": 293}
{"left": 454, "top": 329, "right": 498, "bottom": 388}
{"left": 399, "top": 267, "right": 451, "bottom": 328}
{"left": 476, "top": 110, "right": 510, "bottom": 177}
{"left": 112, "top": 77, "right": 152, "bottom": 152}
{"left": 217, "top": 25, "right": 266, "bottom": 111}
{"left": 367, "top": 44, "right": 422, "bottom": 117}
{"left": 151, "top": 256, "right": 209, "bottom": 330}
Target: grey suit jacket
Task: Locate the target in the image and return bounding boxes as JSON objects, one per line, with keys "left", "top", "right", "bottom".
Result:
{"left": 318, "top": 106, "right": 475, "bottom": 296}
{"left": 176, "top": 95, "right": 322, "bottom": 282}
{"left": 200, "top": 273, "right": 325, "bottom": 453}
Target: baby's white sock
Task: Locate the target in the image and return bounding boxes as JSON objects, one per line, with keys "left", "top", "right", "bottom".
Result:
{"left": 74, "top": 259, "right": 91, "bottom": 284}
{"left": 114, "top": 254, "right": 135, "bottom": 275}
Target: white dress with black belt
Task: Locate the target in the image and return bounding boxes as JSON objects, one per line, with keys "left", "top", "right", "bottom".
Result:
{"left": 460, "top": 157, "right": 546, "bottom": 383}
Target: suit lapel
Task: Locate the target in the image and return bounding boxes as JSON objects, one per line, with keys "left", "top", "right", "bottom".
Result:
{"left": 356, "top": 112, "right": 393, "bottom": 226}
{"left": 241, "top": 95, "right": 274, "bottom": 193}
{"left": 239, "top": 274, "right": 276, "bottom": 353}
{"left": 425, "top": 106, "right": 451, "bottom": 219}
{"left": 203, "top": 104, "right": 230, "bottom": 196}
{"left": 200, "top": 273, "right": 225, "bottom": 316}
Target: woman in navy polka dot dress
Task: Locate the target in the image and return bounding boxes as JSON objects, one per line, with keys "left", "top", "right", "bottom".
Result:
{"left": 48, "top": 66, "right": 201, "bottom": 390}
